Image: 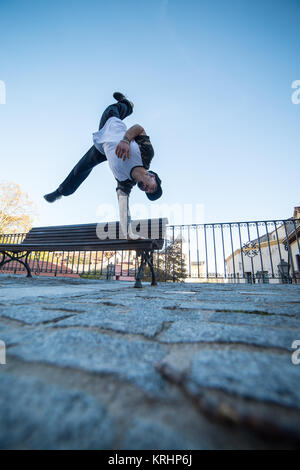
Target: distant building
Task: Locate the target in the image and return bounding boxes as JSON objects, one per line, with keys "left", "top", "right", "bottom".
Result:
{"left": 225, "top": 207, "right": 300, "bottom": 283}
{"left": 282, "top": 207, "right": 300, "bottom": 281}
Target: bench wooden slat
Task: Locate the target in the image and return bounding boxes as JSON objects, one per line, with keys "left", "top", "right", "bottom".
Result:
{"left": 21, "top": 218, "right": 167, "bottom": 245}
{"left": 27, "top": 219, "right": 167, "bottom": 230}
{"left": 0, "top": 239, "right": 164, "bottom": 252}
{"left": 28, "top": 219, "right": 167, "bottom": 231}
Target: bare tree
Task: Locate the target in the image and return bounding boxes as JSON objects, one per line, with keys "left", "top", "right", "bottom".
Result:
{"left": 0, "top": 181, "right": 37, "bottom": 234}
{"left": 143, "top": 237, "right": 188, "bottom": 283}
{"left": 103, "top": 251, "right": 116, "bottom": 263}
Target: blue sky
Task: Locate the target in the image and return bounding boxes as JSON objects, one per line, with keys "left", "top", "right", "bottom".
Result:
{"left": 0, "top": 0, "right": 299, "bottom": 226}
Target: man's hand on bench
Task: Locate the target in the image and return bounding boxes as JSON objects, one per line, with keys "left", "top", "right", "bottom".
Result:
{"left": 127, "top": 232, "right": 147, "bottom": 241}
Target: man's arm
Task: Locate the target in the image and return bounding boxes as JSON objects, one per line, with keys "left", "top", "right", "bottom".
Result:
{"left": 117, "top": 188, "right": 146, "bottom": 240}
{"left": 117, "top": 188, "right": 130, "bottom": 239}
{"left": 115, "top": 124, "right": 146, "bottom": 161}
{"left": 124, "top": 124, "right": 146, "bottom": 142}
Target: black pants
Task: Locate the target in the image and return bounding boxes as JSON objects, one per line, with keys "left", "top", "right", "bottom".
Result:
{"left": 58, "top": 101, "right": 133, "bottom": 196}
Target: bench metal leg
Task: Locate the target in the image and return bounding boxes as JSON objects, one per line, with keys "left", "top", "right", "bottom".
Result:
{"left": 134, "top": 249, "right": 157, "bottom": 288}
{"left": 135, "top": 250, "right": 146, "bottom": 288}
{"left": 0, "top": 251, "right": 32, "bottom": 278}
{"left": 147, "top": 250, "right": 157, "bottom": 286}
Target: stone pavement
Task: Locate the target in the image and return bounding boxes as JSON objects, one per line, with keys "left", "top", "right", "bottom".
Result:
{"left": 0, "top": 274, "right": 300, "bottom": 449}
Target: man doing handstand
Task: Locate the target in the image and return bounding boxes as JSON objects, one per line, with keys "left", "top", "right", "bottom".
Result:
{"left": 44, "top": 92, "right": 163, "bottom": 239}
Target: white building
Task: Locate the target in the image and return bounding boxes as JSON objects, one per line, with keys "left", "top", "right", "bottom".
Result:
{"left": 225, "top": 207, "right": 300, "bottom": 283}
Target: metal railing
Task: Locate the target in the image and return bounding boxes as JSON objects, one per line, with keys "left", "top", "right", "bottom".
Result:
{"left": 1, "top": 218, "right": 300, "bottom": 284}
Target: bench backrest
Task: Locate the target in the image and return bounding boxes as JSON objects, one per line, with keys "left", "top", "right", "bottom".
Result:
{"left": 21, "top": 218, "right": 168, "bottom": 248}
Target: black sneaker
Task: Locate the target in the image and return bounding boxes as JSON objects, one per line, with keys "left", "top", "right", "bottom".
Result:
{"left": 113, "top": 92, "right": 134, "bottom": 110}
{"left": 113, "top": 92, "right": 126, "bottom": 101}
{"left": 43, "top": 189, "right": 62, "bottom": 203}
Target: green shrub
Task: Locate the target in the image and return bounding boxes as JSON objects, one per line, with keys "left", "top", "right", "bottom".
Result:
{"left": 80, "top": 273, "right": 102, "bottom": 280}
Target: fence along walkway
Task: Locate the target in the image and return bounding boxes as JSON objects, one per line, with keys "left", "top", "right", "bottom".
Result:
{"left": 0, "top": 219, "right": 299, "bottom": 284}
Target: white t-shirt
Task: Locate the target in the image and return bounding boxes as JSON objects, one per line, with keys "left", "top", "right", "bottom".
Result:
{"left": 92, "top": 117, "right": 143, "bottom": 182}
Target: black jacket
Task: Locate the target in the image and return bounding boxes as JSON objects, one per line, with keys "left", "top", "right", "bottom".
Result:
{"left": 116, "top": 135, "right": 154, "bottom": 195}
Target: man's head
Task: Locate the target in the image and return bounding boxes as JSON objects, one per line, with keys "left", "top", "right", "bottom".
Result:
{"left": 138, "top": 171, "right": 157, "bottom": 193}
{"left": 137, "top": 170, "right": 163, "bottom": 201}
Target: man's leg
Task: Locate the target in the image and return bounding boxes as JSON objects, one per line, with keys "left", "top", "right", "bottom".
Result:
{"left": 44, "top": 93, "right": 134, "bottom": 202}
{"left": 99, "top": 100, "right": 133, "bottom": 130}
{"left": 44, "top": 146, "right": 107, "bottom": 202}
{"left": 58, "top": 146, "right": 106, "bottom": 196}
{"left": 58, "top": 97, "right": 133, "bottom": 196}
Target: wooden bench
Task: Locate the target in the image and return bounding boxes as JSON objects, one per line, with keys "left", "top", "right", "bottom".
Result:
{"left": 0, "top": 218, "right": 168, "bottom": 288}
